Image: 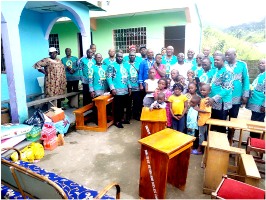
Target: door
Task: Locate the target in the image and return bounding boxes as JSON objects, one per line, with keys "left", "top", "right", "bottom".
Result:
{"left": 164, "top": 26, "right": 185, "bottom": 54}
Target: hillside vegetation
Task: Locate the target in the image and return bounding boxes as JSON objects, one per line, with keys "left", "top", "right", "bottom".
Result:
{"left": 202, "top": 20, "right": 265, "bottom": 60}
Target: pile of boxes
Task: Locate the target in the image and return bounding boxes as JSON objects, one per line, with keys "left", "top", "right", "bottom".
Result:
{"left": 40, "top": 123, "right": 57, "bottom": 150}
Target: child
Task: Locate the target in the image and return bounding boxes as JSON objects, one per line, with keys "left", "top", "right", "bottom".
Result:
{"left": 143, "top": 68, "right": 159, "bottom": 107}
{"left": 154, "top": 78, "right": 172, "bottom": 127}
{"left": 192, "top": 84, "right": 212, "bottom": 155}
{"left": 177, "top": 75, "right": 188, "bottom": 94}
{"left": 150, "top": 92, "right": 166, "bottom": 110}
{"left": 170, "top": 69, "right": 179, "bottom": 88}
{"left": 187, "top": 95, "right": 201, "bottom": 136}
{"left": 166, "top": 77, "right": 172, "bottom": 90}
{"left": 187, "top": 69, "right": 195, "bottom": 84}
{"left": 168, "top": 83, "right": 188, "bottom": 132}
{"left": 185, "top": 82, "right": 198, "bottom": 106}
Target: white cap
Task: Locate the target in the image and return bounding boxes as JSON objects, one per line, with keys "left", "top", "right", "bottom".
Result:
{"left": 49, "top": 47, "right": 58, "bottom": 53}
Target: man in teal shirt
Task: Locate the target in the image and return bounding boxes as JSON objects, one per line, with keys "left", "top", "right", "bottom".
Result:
{"left": 162, "top": 46, "right": 177, "bottom": 78}
{"left": 206, "top": 53, "right": 233, "bottom": 134}
{"left": 79, "top": 49, "right": 95, "bottom": 105}
{"left": 225, "top": 48, "right": 250, "bottom": 143}
{"left": 89, "top": 53, "right": 108, "bottom": 98}
{"left": 103, "top": 48, "right": 116, "bottom": 67}
{"left": 124, "top": 51, "right": 141, "bottom": 122}
{"left": 61, "top": 48, "right": 79, "bottom": 92}
{"left": 106, "top": 52, "right": 131, "bottom": 128}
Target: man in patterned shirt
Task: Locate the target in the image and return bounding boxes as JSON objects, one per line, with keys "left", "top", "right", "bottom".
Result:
{"left": 106, "top": 52, "right": 132, "bottom": 128}
{"left": 206, "top": 53, "right": 233, "bottom": 135}
{"left": 225, "top": 48, "right": 250, "bottom": 144}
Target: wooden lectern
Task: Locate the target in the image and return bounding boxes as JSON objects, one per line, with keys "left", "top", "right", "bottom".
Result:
{"left": 140, "top": 107, "right": 167, "bottom": 138}
{"left": 203, "top": 131, "right": 231, "bottom": 194}
{"left": 74, "top": 94, "right": 114, "bottom": 132}
{"left": 138, "top": 128, "right": 195, "bottom": 199}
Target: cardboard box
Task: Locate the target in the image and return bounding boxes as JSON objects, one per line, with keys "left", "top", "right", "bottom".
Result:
{"left": 45, "top": 107, "right": 65, "bottom": 123}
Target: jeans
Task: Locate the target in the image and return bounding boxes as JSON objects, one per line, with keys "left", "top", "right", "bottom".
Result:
{"left": 199, "top": 125, "right": 207, "bottom": 145}
{"left": 172, "top": 115, "right": 185, "bottom": 133}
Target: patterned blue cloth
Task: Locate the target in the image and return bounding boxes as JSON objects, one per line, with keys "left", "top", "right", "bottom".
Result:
{"left": 1, "top": 158, "right": 114, "bottom": 199}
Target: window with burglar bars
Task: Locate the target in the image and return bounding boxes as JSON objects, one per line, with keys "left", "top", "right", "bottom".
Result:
{"left": 113, "top": 27, "right": 146, "bottom": 53}
{"left": 48, "top": 34, "right": 60, "bottom": 55}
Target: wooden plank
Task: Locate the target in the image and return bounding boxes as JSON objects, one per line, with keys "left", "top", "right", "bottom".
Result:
{"left": 202, "top": 141, "right": 207, "bottom": 147}
{"left": 73, "top": 103, "right": 94, "bottom": 114}
{"left": 208, "top": 131, "right": 231, "bottom": 152}
{"left": 140, "top": 107, "right": 167, "bottom": 122}
{"left": 139, "top": 128, "right": 195, "bottom": 155}
{"left": 27, "top": 92, "right": 80, "bottom": 107}
{"left": 230, "top": 146, "right": 246, "bottom": 154}
{"left": 240, "top": 154, "right": 261, "bottom": 179}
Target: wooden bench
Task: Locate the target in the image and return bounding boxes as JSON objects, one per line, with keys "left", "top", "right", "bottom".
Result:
{"left": 1, "top": 149, "right": 120, "bottom": 199}
{"left": 238, "top": 154, "right": 261, "bottom": 187}
{"left": 1, "top": 93, "right": 44, "bottom": 107}
{"left": 73, "top": 94, "right": 114, "bottom": 132}
{"left": 27, "top": 92, "right": 80, "bottom": 109}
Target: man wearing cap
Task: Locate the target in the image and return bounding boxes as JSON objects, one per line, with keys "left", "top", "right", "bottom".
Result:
{"left": 123, "top": 45, "right": 142, "bottom": 63}
{"left": 139, "top": 46, "right": 147, "bottom": 60}
{"left": 33, "top": 47, "right": 67, "bottom": 107}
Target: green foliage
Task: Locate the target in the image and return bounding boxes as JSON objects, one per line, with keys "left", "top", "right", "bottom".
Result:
{"left": 202, "top": 26, "right": 266, "bottom": 60}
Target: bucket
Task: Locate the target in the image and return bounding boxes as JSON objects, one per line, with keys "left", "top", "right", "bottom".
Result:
{"left": 1, "top": 107, "right": 10, "bottom": 124}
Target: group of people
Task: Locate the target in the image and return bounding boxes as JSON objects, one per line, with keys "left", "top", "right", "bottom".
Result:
{"left": 33, "top": 44, "right": 265, "bottom": 155}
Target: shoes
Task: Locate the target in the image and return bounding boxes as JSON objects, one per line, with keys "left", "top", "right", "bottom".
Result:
{"left": 121, "top": 120, "right": 130, "bottom": 124}
{"left": 114, "top": 122, "right": 124, "bottom": 128}
{"left": 191, "top": 149, "right": 203, "bottom": 155}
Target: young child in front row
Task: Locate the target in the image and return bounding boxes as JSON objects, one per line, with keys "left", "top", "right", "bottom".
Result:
{"left": 192, "top": 84, "right": 212, "bottom": 155}
{"left": 187, "top": 95, "right": 201, "bottom": 137}
{"left": 168, "top": 83, "right": 188, "bottom": 132}
{"left": 154, "top": 78, "right": 172, "bottom": 127}
{"left": 143, "top": 68, "right": 159, "bottom": 107}
{"left": 150, "top": 92, "right": 166, "bottom": 110}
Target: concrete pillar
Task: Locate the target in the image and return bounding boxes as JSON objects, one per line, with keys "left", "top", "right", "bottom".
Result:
{"left": 1, "top": 21, "right": 28, "bottom": 123}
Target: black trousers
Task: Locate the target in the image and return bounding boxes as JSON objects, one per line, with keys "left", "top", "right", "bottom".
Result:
{"left": 210, "top": 108, "right": 228, "bottom": 134}
{"left": 250, "top": 111, "right": 265, "bottom": 138}
{"left": 114, "top": 94, "right": 127, "bottom": 123}
{"left": 67, "top": 80, "right": 79, "bottom": 93}
{"left": 82, "top": 83, "right": 92, "bottom": 106}
{"left": 125, "top": 91, "right": 142, "bottom": 121}
{"left": 228, "top": 104, "right": 241, "bottom": 140}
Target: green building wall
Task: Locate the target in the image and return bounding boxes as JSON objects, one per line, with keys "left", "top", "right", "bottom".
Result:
{"left": 93, "top": 11, "right": 187, "bottom": 58}
{"left": 50, "top": 21, "right": 80, "bottom": 59}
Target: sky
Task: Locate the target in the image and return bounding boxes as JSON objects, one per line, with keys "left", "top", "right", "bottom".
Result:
{"left": 94, "top": 0, "right": 266, "bottom": 29}
{"left": 195, "top": 0, "right": 265, "bottom": 28}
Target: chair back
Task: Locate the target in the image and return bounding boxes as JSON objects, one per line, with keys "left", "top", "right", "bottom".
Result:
{"left": 1, "top": 158, "right": 67, "bottom": 199}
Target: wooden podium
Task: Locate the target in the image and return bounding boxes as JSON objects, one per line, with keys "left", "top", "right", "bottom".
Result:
{"left": 140, "top": 107, "right": 167, "bottom": 138}
{"left": 74, "top": 94, "right": 114, "bottom": 132}
{"left": 203, "top": 131, "right": 231, "bottom": 194}
{"left": 138, "top": 128, "right": 195, "bottom": 199}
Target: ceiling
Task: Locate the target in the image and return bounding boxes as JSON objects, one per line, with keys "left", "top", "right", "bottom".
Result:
{"left": 24, "top": 1, "right": 104, "bottom": 13}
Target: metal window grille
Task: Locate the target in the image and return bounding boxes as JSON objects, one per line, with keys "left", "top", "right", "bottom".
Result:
{"left": 113, "top": 27, "right": 146, "bottom": 53}
{"left": 48, "top": 34, "right": 60, "bottom": 55}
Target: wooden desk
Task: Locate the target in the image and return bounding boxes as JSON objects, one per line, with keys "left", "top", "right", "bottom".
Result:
{"left": 206, "top": 119, "right": 247, "bottom": 148}
{"left": 230, "top": 118, "right": 265, "bottom": 143}
{"left": 138, "top": 128, "right": 195, "bottom": 199}
{"left": 203, "top": 131, "right": 231, "bottom": 194}
{"left": 74, "top": 94, "right": 114, "bottom": 132}
{"left": 140, "top": 107, "right": 167, "bottom": 138}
